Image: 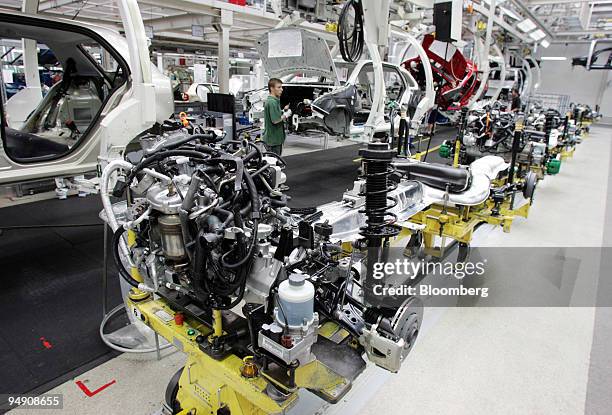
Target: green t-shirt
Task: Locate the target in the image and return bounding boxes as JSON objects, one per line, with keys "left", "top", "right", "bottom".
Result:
{"left": 263, "top": 95, "right": 286, "bottom": 146}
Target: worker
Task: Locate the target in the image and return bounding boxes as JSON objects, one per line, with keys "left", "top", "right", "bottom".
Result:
{"left": 263, "top": 78, "right": 291, "bottom": 156}
{"left": 510, "top": 88, "right": 521, "bottom": 113}
{"left": 397, "top": 106, "right": 411, "bottom": 156}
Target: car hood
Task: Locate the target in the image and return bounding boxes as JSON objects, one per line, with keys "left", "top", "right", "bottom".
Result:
{"left": 256, "top": 27, "right": 337, "bottom": 82}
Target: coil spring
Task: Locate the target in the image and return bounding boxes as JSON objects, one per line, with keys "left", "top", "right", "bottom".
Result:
{"left": 358, "top": 143, "right": 401, "bottom": 240}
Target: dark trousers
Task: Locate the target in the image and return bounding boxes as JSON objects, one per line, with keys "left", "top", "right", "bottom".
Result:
{"left": 266, "top": 144, "right": 283, "bottom": 156}
{"left": 397, "top": 118, "right": 411, "bottom": 156}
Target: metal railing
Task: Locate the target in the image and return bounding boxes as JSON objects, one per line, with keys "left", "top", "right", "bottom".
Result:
{"left": 527, "top": 93, "right": 571, "bottom": 114}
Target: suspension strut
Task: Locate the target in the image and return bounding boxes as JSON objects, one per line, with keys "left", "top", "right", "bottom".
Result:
{"left": 358, "top": 142, "right": 400, "bottom": 305}
{"left": 562, "top": 115, "right": 569, "bottom": 142}
{"left": 544, "top": 109, "right": 555, "bottom": 158}
{"left": 454, "top": 107, "right": 470, "bottom": 166}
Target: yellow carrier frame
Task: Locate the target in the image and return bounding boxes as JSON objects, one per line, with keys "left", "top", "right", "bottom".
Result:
{"left": 127, "top": 297, "right": 352, "bottom": 415}
{"left": 407, "top": 194, "right": 531, "bottom": 257}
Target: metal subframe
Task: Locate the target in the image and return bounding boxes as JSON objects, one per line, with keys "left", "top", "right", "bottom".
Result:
{"left": 410, "top": 197, "right": 531, "bottom": 257}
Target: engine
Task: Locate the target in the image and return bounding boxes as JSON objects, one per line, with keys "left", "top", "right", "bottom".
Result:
{"left": 102, "top": 128, "right": 422, "bottom": 396}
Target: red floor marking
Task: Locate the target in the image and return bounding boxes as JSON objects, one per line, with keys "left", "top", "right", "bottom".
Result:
{"left": 39, "top": 337, "right": 53, "bottom": 349}
{"left": 75, "top": 379, "right": 116, "bottom": 397}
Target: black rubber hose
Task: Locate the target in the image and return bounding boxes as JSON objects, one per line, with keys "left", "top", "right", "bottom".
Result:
{"left": 207, "top": 208, "right": 250, "bottom": 302}
{"left": 145, "top": 133, "right": 216, "bottom": 153}
{"left": 191, "top": 229, "right": 212, "bottom": 300}
{"left": 225, "top": 141, "right": 264, "bottom": 165}
{"left": 243, "top": 148, "right": 263, "bottom": 165}
{"left": 217, "top": 170, "right": 260, "bottom": 269}
{"left": 270, "top": 198, "right": 287, "bottom": 207}
{"left": 214, "top": 277, "right": 248, "bottom": 310}
{"left": 240, "top": 202, "right": 252, "bottom": 217}
{"left": 125, "top": 149, "right": 211, "bottom": 187}
{"left": 212, "top": 207, "right": 235, "bottom": 229}
{"left": 179, "top": 174, "right": 202, "bottom": 260}
{"left": 220, "top": 219, "right": 258, "bottom": 269}
{"left": 112, "top": 227, "right": 141, "bottom": 288}
{"left": 262, "top": 151, "right": 287, "bottom": 167}
{"left": 243, "top": 170, "right": 261, "bottom": 219}
{"left": 338, "top": 0, "right": 364, "bottom": 62}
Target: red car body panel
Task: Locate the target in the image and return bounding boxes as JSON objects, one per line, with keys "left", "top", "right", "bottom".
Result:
{"left": 403, "top": 34, "right": 486, "bottom": 112}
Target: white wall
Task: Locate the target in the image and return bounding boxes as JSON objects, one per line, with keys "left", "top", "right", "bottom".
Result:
{"left": 535, "top": 44, "right": 611, "bottom": 116}
{"left": 599, "top": 71, "right": 612, "bottom": 120}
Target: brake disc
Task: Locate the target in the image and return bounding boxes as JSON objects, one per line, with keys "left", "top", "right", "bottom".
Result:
{"left": 390, "top": 296, "right": 423, "bottom": 358}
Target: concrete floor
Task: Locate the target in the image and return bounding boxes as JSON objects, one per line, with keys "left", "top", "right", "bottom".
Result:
{"left": 12, "top": 126, "right": 611, "bottom": 415}
{"left": 281, "top": 132, "right": 357, "bottom": 156}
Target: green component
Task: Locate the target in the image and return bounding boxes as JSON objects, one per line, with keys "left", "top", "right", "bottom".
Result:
{"left": 547, "top": 159, "right": 561, "bottom": 175}
{"left": 439, "top": 143, "right": 451, "bottom": 158}
{"left": 187, "top": 328, "right": 196, "bottom": 336}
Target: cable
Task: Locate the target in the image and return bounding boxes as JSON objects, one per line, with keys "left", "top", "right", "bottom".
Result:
{"left": 262, "top": 151, "right": 287, "bottom": 167}
{"left": 99, "top": 303, "right": 173, "bottom": 353}
{"left": 338, "top": 0, "right": 364, "bottom": 63}
{"left": 422, "top": 127, "right": 434, "bottom": 162}
{"left": 111, "top": 227, "right": 141, "bottom": 288}
{"left": 275, "top": 293, "right": 290, "bottom": 334}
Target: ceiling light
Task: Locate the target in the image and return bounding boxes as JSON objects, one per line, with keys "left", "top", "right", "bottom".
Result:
{"left": 541, "top": 39, "right": 550, "bottom": 48}
{"left": 541, "top": 56, "right": 567, "bottom": 61}
{"left": 517, "top": 19, "right": 537, "bottom": 32}
{"left": 500, "top": 7, "right": 522, "bottom": 21}
{"left": 529, "top": 29, "right": 546, "bottom": 41}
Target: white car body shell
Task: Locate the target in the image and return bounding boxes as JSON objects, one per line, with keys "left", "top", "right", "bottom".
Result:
{"left": 0, "top": 9, "right": 173, "bottom": 187}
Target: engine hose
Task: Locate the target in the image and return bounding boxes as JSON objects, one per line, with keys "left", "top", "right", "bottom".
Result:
{"left": 240, "top": 202, "right": 252, "bottom": 217}
{"left": 202, "top": 158, "right": 260, "bottom": 217}
{"left": 111, "top": 227, "right": 141, "bottom": 288}
{"left": 193, "top": 144, "right": 218, "bottom": 155}
{"left": 262, "top": 151, "right": 287, "bottom": 167}
{"left": 226, "top": 141, "right": 263, "bottom": 165}
{"left": 270, "top": 198, "right": 287, "bottom": 207}
{"left": 179, "top": 174, "right": 203, "bottom": 260}
{"left": 125, "top": 149, "right": 212, "bottom": 187}
{"left": 220, "top": 219, "right": 258, "bottom": 269}
{"left": 203, "top": 223, "right": 250, "bottom": 305}
{"left": 243, "top": 170, "right": 261, "bottom": 219}
{"left": 338, "top": 0, "right": 364, "bottom": 62}
{"left": 146, "top": 133, "right": 216, "bottom": 153}
{"left": 214, "top": 277, "right": 248, "bottom": 310}
{"left": 192, "top": 228, "right": 212, "bottom": 300}
{"left": 242, "top": 148, "right": 263, "bottom": 165}
{"left": 215, "top": 245, "right": 247, "bottom": 292}
{"left": 214, "top": 249, "right": 249, "bottom": 298}
{"left": 212, "top": 207, "right": 235, "bottom": 229}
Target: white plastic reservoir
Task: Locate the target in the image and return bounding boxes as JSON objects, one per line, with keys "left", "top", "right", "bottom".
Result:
{"left": 276, "top": 274, "right": 315, "bottom": 327}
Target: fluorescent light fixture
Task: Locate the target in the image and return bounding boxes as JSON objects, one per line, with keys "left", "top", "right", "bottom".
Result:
{"left": 541, "top": 56, "right": 567, "bottom": 61}
{"left": 529, "top": 29, "right": 546, "bottom": 41}
{"left": 541, "top": 39, "right": 550, "bottom": 48}
{"left": 517, "top": 18, "right": 537, "bottom": 32}
{"left": 500, "top": 6, "right": 522, "bottom": 21}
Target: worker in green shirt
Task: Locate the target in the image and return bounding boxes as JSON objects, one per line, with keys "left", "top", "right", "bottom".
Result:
{"left": 263, "top": 78, "right": 291, "bottom": 156}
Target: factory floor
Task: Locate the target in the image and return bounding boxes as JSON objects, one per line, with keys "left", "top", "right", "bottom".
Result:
{"left": 9, "top": 126, "right": 611, "bottom": 415}
{"left": 358, "top": 124, "right": 612, "bottom": 415}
